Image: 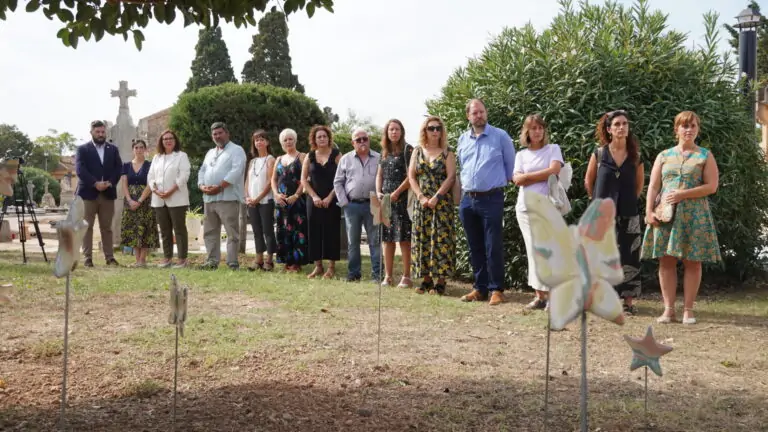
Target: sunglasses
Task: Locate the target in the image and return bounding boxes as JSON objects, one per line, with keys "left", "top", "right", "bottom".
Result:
{"left": 354, "top": 137, "right": 369, "bottom": 143}
{"left": 427, "top": 125, "right": 443, "bottom": 132}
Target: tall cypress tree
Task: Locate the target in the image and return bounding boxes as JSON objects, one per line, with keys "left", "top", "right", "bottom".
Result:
{"left": 241, "top": 10, "right": 305, "bottom": 93}
{"left": 185, "top": 27, "right": 238, "bottom": 93}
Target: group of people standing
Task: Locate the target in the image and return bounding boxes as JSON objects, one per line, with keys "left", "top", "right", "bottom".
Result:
{"left": 74, "top": 99, "right": 721, "bottom": 323}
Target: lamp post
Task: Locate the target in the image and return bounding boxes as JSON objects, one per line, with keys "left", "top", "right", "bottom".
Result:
{"left": 735, "top": 6, "right": 763, "bottom": 116}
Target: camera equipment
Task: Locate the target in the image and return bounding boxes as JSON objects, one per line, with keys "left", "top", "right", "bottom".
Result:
{"left": 0, "top": 158, "right": 48, "bottom": 263}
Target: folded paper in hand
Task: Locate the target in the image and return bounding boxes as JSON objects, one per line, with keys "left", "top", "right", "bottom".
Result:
{"left": 548, "top": 162, "right": 573, "bottom": 216}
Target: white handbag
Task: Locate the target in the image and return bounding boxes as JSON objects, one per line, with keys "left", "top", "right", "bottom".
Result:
{"left": 548, "top": 162, "right": 572, "bottom": 216}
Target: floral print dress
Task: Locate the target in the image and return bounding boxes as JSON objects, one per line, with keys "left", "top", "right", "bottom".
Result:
{"left": 120, "top": 161, "right": 159, "bottom": 249}
{"left": 411, "top": 148, "right": 455, "bottom": 279}
{"left": 379, "top": 144, "right": 413, "bottom": 242}
{"left": 275, "top": 155, "right": 308, "bottom": 266}
{"left": 640, "top": 146, "right": 721, "bottom": 262}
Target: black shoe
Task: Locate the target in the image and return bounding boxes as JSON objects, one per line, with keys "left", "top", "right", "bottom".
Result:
{"left": 84, "top": 258, "right": 94, "bottom": 268}
{"left": 198, "top": 262, "right": 218, "bottom": 271}
{"left": 228, "top": 263, "right": 240, "bottom": 271}
{"left": 346, "top": 275, "right": 361, "bottom": 282}
{"left": 105, "top": 258, "right": 119, "bottom": 266}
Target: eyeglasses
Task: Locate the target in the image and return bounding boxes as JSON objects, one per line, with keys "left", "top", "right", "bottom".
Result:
{"left": 427, "top": 125, "right": 443, "bottom": 132}
{"left": 354, "top": 137, "right": 369, "bottom": 143}
{"left": 162, "top": 137, "right": 175, "bottom": 141}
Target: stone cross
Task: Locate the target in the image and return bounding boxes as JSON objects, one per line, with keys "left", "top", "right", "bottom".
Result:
{"left": 111, "top": 80, "right": 137, "bottom": 113}
{"left": 44, "top": 178, "right": 49, "bottom": 194}
{"left": 26, "top": 181, "right": 34, "bottom": 200}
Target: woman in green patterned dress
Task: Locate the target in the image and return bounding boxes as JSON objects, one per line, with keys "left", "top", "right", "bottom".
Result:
{"left": 120, "top": 140, "right": 160, "bottom": 267}
{"left": 641, "top": 111, "right": 721, "bottom": 325}
{"left": 407, "top": 116, "right": 456, "bottom": 295}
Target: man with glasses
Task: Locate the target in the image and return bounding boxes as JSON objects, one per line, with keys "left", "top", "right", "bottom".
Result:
{"left": 457, "top": 99, "right": 516, "bottom": 305}
{"left": 333, "top": 128, "right": 381, "bottom": 282}
{"left": 197, "top": 122, "right": 247, "bottom": 270}
{"left": 75, "top": 120, "right": 123, "bottom": 267}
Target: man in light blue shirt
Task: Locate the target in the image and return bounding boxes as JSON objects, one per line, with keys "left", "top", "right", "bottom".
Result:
{"left": 456, "top": 99, "right": 516, "bottom": 305}
{"left": 197, "top": 122, "right": 247, "bottom": 270}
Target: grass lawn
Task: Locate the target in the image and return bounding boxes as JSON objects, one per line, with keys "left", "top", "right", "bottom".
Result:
{"left": 0, "top": 251, "right": 767, "bottom": 431}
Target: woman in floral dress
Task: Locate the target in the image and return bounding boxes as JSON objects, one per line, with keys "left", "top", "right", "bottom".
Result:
{"left": 120, "top": 139, "right": 159, "bottom": 267}
{"left": 271, "top": 128, "right": 308, "bottom": 272}
{"left": 641, "top": 111, "right": 721, "bottom": 325}
{"left": 407, "top": 116, "right": 457, "bottom": 294}
{"left": 375, "top": 119, "right": 414, "bottom": 288}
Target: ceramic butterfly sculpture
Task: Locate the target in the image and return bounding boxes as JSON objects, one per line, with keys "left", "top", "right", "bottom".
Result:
{"left": 168, "top": 274, "right": 188, "bottom": 337}
{"left": 0, "top": 159, "right": 19, "bottom": 197}
{"left": 370, "top": 191, "right": 392, "bottom": 227}
{"left": 524, "top": 191, "right": 625, "bottom": 330}
{"left": 53, "top": 197, "right": 89, "bottom": 278}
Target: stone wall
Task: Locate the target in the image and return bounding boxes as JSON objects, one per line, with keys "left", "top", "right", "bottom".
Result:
{"left": 138, "top": 107, "right": 172, "bottom": 156}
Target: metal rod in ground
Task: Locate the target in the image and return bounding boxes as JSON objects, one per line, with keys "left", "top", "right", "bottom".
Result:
{"left": 173, "top": 325, "right": 179, "bottom": 429}
{"left": 544, "top": 307, "right": 552, "bottom": 422}
{"left": 376, "top": 222, "right": 383, "bottom": 366}
{"left": 59, "top": 274, "right": 71, "bottom": 431}
{"left": 644, "top": 366, "right": 648, "bottom": 416}
{"left": 579, "top": 311, "right": 588, "bottom": 432}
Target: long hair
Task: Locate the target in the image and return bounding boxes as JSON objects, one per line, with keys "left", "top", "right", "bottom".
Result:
{"left": 595, "top": 110, "right": 639, "bottom": 162}
{"left": 250, "top": 129, "right": 271, "bottom": 158}
{"left": 519, "top": 114, "right": 550, "bottom": 147}
{"left": 155, "top": 130, "right": 181, "bottom": 154}
{"left": 418, "top": 116, "right": 448, "bottom": 150}
{"left": 380, "top": 119, "right": 406, "bottom": 159}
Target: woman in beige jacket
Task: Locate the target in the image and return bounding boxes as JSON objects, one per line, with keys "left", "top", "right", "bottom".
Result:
{"left": 147, "top": 130, "right": 191, "bottom": 268}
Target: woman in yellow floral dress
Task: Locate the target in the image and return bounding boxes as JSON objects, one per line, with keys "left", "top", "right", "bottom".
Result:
{"left": 407, "top": 116, "right": 457, "bottom": 295}
{"left": 641, "top": 111, "right": 721, "bottom": 325}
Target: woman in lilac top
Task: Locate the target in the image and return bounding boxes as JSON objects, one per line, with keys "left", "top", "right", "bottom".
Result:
{"left": 512, "top": 114, "right": 565, "bottom": 310}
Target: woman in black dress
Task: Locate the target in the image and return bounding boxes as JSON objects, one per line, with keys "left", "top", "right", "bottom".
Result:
{"left": 301, "top": 125, "right": 342, "bottom": 279}
{"left": 584, "top": 110, "right": 645, "bottom": 315}
{"left": 271, "top": 128, "right": 308, "bottom": 272}
{"left": 375, "top": 119, "right": 413, "bottom": 288}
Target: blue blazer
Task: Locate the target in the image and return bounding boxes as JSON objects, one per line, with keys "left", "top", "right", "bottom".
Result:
{"left": 75, "top": 141, "right": 123, "bottom": 201}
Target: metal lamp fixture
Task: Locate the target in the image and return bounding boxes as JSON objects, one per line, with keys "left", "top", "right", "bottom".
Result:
{"left": 735, "top": 6, "right": 762, "bottom": 30}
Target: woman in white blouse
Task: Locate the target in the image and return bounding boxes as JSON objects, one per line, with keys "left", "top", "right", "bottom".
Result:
{"left": 245, "top": 129, "right": 277, "bottom": 271}
{"left": 512, "top": 114, "right": 564, "bottom": 310}
{"left": 147, "top": 130, "right": 191, "bottom": 268}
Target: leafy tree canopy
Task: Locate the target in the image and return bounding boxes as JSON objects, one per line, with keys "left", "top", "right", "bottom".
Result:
{"left": 0, "top": 124, "right": 35, "bottom": 162}
{"left": 185, "top": 27, "right": 238, "bottom": 93}
{"left": 332, "top": 109, "right": 383, "bottom": 136}
{"left": 428, "top": 0, "right": 768, "bottom": 286}
{"left": 0, "top": 0, "right": 334, "bottom": 50}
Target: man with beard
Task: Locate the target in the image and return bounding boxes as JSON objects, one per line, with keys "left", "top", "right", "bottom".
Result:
{"left": 75, "top": 120, "right": 123, "bottom": 267}
{"left": 457, "top": 99, "right": 516, "bottom": 305}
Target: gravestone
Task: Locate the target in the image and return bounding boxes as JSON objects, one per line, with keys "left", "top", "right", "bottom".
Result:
{"left": 107, "top": 81, "right": 139, "bottom": 245}
{"left": 41, "top": 179, "right": 56, "bottom": 208}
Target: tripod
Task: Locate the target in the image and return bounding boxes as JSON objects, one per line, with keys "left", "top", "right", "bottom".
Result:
{"left": 0, "top": 162, "right": 48, "bottom": 263}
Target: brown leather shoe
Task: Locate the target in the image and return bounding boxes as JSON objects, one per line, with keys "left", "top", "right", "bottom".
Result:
{"left": 460, "top": 289, "right": 488, "bottom": 302}
{"left": 489, "top": 291, "right": 505, "bottom": 306}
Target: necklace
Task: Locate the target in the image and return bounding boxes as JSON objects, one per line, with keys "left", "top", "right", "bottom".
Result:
{"left": 251, "top": 156, "right": 268, "bottom": 177}
{"left": 209, "top": 144, "right": 227, "bottom": 167}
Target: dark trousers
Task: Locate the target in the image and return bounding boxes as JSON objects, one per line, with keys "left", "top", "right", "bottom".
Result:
{"left": 155, "top": 205, "right": 188, "bottom": 260}
{"left": 247, "top": 201, "right": 277, "bottom": 255}
{"left": 458, "top": 190, "right": 505, "bottom": 293}
{"left": 307, "top": 200, "right": 341, "bottom": 261}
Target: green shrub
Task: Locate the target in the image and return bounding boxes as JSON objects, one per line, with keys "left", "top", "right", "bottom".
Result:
{"left": 170, "top": 83, "right": 327, "bottom": 160}
{"left": 12, "top": 167, "right": 60, "bottom": 206}
{"left": 427, "top": 0, "right": 768, "bottom": 287}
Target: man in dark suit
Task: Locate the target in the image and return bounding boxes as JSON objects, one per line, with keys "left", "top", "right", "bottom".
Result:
{"left": 75, "top": 120, "right": 123, "bottom": 266}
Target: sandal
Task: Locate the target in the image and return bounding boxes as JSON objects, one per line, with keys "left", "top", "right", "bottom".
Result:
{"left": 524, "top": 298, "right": 547, "bottom": 310}
{"left": 263, "top": 261, "right": 274, "bottom": 271}
{"left": 416, "top": 279, "right": 433, "bottom": 295}
{"left": 381, "top": 276, "right": 393, "bottom": 287}
{"left": 682, "top": 308, "right": 697, "bottom": 325}
{"left": 322, "top": 268, "right": 335, "bottom": 279}
{"left": 656, "top": 306, "right": 676, "bottom": 324}
{"left": 433, "top": 282, "right": 446, "bottom": 296}
{"left": 397, "top": 277, "right": 412, "bottom": 288}
{"left": 307, "top": 266, "right": 324, "bottom": 279}
{"left": 248, "top": 261, "right": 264, "bottom": 272}
{"left": 623, "top": 304, "right": 637, "bottom": 316}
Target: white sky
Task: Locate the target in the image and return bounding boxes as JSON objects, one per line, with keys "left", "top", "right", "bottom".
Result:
{"left": 0, "top": 0, "right": 748, "bottom": 146}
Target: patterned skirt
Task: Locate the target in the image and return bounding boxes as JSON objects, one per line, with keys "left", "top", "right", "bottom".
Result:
{"left": 120, "top": 184, "right": 159, "bottom": 249}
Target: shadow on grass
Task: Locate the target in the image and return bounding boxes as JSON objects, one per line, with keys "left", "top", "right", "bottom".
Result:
{"left": 1, "top": 372, "right": 765, "bottom": 432}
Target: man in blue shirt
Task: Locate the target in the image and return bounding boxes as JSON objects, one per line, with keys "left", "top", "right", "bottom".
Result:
{"left": 457, "top": 99, "right": 516, "bottom": 305}
{"left": 197, "top": 122, "right": 247, "bottom": 270}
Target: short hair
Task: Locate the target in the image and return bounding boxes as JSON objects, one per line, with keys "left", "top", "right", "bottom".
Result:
{"left": 156, "top": 129, "right": 181, "bottom": 154}
{"left": 90, "top": 120, "right": 106, "bottom": 129}
{"left": 519, "top": 114, "right": 550, "bottom": 147}
{"left": 465, "top": 98, "right": 486, "bottom": 114}
{"left": 279, "top": 128, "right": 297, "bottom": 144}
{"left": 210, "top": 122, "right": 228, "bottom": 133}
{"left": 418, "top": 116, "right": 448, "bottom": 150}
{"left": 351, "top": 127, "right": 368, "bottom": 138}
{"left": 674, "top": 111, "right": 701, "bottom": 134}
{"left": 250, "top": 129, "right": 271, "bottom": 157}
{"left": 309, "top": 125, "right": 333, "bottom": 151}
{"left": 131, "top": 139, "right": 147, "bottom": 149}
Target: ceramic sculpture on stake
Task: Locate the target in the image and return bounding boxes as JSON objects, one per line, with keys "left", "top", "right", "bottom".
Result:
{"left": 624, "top": 325, "right": 673, "bottom": 415}
{"left": 0, "top": 158, "right": 19, "bottom": 197}
{"left": 51, "top": 196, "right": 89, "bottom": 429}
{"left": 523, "top": 190, "right": 625, "bottom": 432}
{"left": 168, "top": 274, "right": 188, "bottom": 427}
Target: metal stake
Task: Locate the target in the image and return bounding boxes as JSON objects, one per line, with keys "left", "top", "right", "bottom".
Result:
{"left": 644, "top": 366, "right": 648, "bottom": 416}
{"left": 579, "top": 311, "right": 588, "bottom": 432}
{"left": 544, "top": 306, "right": 552, "bottom": 422}
{"left": 173, "top": 325, "right": 179, "bottom": 429}
{"left": 59, "top": 274, "right": 71, "bottom": 431}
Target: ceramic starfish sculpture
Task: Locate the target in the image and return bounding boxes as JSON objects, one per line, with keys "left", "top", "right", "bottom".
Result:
{"left": 523, "top": 191, "right": 625, "bottom": 330}
{"left": 0, "top": 159, "right": 19, "bottom": 197}
{"left": 624, "top": 326, "right": 673, "bottom": 376}
{"left": 53, "top": 197, "right": 89, "bottom": 278}
{"left": 168, "top": 274, "right": 188, "bottom": 337}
